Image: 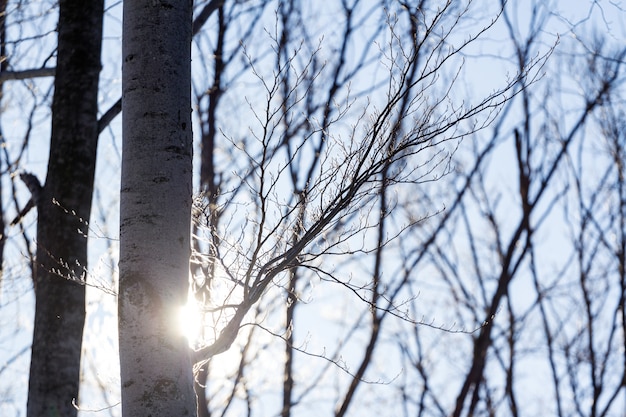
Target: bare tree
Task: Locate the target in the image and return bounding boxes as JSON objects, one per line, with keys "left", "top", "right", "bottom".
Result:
{"left": 553, "top": 41, "right": 626, "bottom": 417}
{"left": 187, "top": 2, "right": 626, "bottom": 417}
{"left": 190, "top": 1, "right": 273, "bottom": 414}
{"left": 118, "top": 0, "right": 195, "bottom": 415}
{"left": 385, "top": 2, "right": 626, "bottom": 416}
{"left": 23, "top": 1, "right": 103, "bottom": 416}
{"left": 188, "top": 1, "right": 542, "bottom": 416}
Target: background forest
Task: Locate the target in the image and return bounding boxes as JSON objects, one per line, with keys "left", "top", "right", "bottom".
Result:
{"left": 1, "top": 0, "right": 626, "bottom": 416}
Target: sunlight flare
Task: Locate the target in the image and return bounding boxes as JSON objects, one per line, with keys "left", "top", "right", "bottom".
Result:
{"left": 178, "top": 299, "right": 202, "bottom": 347}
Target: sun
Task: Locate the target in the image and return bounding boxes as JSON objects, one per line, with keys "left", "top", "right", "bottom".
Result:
{"left": 177, "top": 298, "right": 203, "bottom": 347}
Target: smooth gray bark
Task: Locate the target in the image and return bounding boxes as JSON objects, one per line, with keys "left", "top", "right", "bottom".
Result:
{"left": 119, "top": 0, "right": 195, "bottom": 416}
{"left": 26, "top": 1, "right": 103, "bottom": 416}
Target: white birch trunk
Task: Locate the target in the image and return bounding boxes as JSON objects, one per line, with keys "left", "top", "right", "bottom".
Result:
{"left": 119, "top": 0, "right": 195, "bottom": 415}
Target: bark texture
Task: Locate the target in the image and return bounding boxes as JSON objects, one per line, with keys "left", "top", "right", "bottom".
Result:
{"left": 0, "top": 0, "right": 7, "bottom": 272}
{"left": 26, "top": 1, "right": 103, "bottom": 416}
{"left": 119, "top": 0, "right": 195, "bottom": 415}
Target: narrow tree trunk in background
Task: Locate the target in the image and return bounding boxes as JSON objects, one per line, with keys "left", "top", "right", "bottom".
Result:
{"left": 0, "top": 0, "right": 8, "bottom": 273}
{"left": 119, "top": 0, "right": 195, "bottom": 415}
{"left": 26, "top": 1, "right": 103, "bottom": 416}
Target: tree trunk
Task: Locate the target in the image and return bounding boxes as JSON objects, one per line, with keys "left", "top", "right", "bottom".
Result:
{"left": 26, "top": 1, "right": 103, "bottom": 416}
{"left": 0, "top": 0, "right": 8, "bottom": 274}
{"left": 118, "top": 0, "right": 195, "bottom": 415}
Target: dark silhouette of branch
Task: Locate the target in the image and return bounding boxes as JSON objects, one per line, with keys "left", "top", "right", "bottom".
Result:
{"left": 0, "top": 67, "right": 55, "bottom": 83}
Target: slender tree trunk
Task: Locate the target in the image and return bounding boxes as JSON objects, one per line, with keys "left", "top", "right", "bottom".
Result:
{"left": 119, "top": 0, "right": 195, "bottom": 415}
{"left": 0, "top": 0, "right": 8, "bottom": 274}
{"left": 26, "top": 1, "right": 103, "bottom": 416}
